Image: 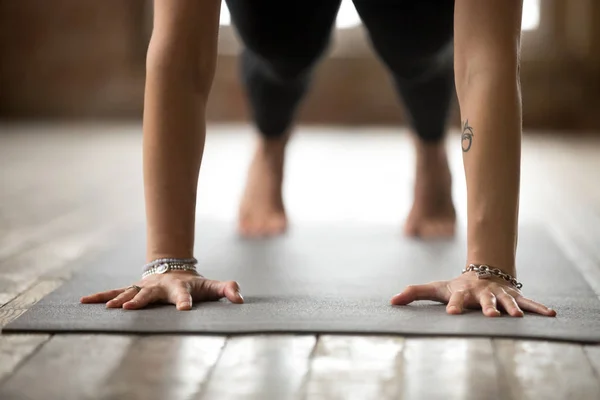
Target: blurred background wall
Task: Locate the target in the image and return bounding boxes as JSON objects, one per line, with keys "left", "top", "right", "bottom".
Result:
{"left": 1, "top": 0, "right": 599, "bottom": 130}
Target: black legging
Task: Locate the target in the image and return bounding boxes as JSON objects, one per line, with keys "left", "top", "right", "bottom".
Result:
{"left": 225, "top": 0, "right": 456, "bottom": 142}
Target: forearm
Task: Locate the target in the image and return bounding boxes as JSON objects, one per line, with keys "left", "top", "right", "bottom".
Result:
{"left": 142, "top": 0, "right": 220, "bottom": 262}
{"left": 454, "top": 0, "right": 523, "bottom": 276}
{"left": 143, "top": 65, "right": 205, "bottom": 261}
{"left": 458, "top": 70, "right": 521, "bottom": 275}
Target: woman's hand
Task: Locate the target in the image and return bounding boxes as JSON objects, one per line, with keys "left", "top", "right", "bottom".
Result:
{"left": 391, "top": 271, "right": 556, "bottom": 317}
{"left": 80, "top": 271, "right": 244, "bottom": 311}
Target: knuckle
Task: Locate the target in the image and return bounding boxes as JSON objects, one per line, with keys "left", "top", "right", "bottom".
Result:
{"left": 147, "top": 287, "right": 161, "bottom": 298}
{"left": 176, "top": 280, "right": 190, "bottom": 290}
{"left": 196, "top": 279, "right": 208, "bottom": 292}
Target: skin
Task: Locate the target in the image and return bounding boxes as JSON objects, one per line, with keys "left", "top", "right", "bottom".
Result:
{"left": 81, "top": 0, "right": 556, "bottom": 317}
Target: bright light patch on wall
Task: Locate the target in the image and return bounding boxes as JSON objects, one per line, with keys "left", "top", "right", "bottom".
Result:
{"left": 335, "top": 1, "right": 361, "bottom": 29}
{"left": 220, "top": 5, "right": 231, "bottom": 26}
{"left": 522, "top": 0, "right": 540, "bottom": 31}
{"left": 220, "top": 0, "right": 541, "bottom": 31}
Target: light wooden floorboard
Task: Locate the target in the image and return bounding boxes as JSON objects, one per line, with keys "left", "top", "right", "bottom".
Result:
{"left": 97, "top": 336, "right": 226, "bottom": 400}
{"left": 585, "top": 346, "right": 600, "bottom": 383}
{"left": 3, "top": 280, "right": 64, "bottom": 310}
{"left": 0, "top": 334, "right": 49, "bottom": 384}
{"left": 201, "top": 335, "right": 316, "bottom": 400}
{"left": 0, "top": 335, "right": 135, "bottom": 400}
{"left": 494, "top": 340, "right": 600, "bottom": 400}
{"left": 402, "top": 338, "right": 499, "bottom": 400}
{"left": 304, "top": 335, "right": 404, "bottom": 400}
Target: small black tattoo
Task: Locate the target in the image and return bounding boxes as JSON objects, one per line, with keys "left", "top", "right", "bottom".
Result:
{"left": 461, "top": 119, "right": 474, "bottom": 152}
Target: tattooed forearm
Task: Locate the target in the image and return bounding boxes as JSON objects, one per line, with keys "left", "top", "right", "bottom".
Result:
{"left": 461, "top": 119, "right": 474, "bottom": 152}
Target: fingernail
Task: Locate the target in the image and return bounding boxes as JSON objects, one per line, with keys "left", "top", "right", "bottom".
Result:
{"left": 236, "top": 291, "right": 244, "bottom": 301}
{"left": 180, "top": 302, "right": 191, "bottom": 308}
{"left": 449, "top": 306, "right": 459, "bottom": 312}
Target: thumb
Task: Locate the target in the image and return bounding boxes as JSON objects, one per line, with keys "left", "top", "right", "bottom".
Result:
{"left": 390, "top": 282, "right": 445, "bottom": 305}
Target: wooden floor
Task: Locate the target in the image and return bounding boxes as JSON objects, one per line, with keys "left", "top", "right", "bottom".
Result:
{"left": 0, "top": 123, "right": 599, "bottom": 400}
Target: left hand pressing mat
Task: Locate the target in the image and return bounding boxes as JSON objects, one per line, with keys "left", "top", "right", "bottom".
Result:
{"left": 4, "top": 220, "right": 600, "bottom": 343}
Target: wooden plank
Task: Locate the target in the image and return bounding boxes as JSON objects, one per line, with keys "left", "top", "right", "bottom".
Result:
{"left": 0, "top": 221, "right": 121, "bottom": 307}
{"left": 584, "top": 345, "right": 600, "bottom": 382}
{"left": 0, "top": 128, "right": 140, "bottom": 263}
{"left": 495, "top": 340, "right": 600, "bottom": 399}
{"left": 0, "top": 335, "right": 136, "bottom": 400}
{"left": 0, "top": 334, "right": 50, "bottom": 384}
{"left": 201, "top": 335, "right": 316, "bottom": 399}
{"left": 2, "top": 279, "right": 64, "bottom": 310}
{"left": 0, "top": 309, "right": 26, "bottom": 328}
{"left": 0, "top": 280, "right": 60, "bottom": 385}
{"left": 0, "top": 205, "right": 126, "bottom": 266}
{"left": 0, "top": 241, "right": 74, "bottom": 307}
{"left": 99, "top": 336, "right": 226, "bottom": 400}
{"left": 401, "top": 338, "right": 499, "bottom": 400}
{"left": 0, "top": 276, "right": 22, "bottom": 306}
{"left": 304, "top": 335, "right": 404, "bottom": 400}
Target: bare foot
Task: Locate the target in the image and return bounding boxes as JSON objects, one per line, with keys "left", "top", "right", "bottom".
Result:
{"left": 404, "top": 140, "right": 456, "bottom": 239}
{"left": 238, "top": 136, "right": 288, "bottom": 238}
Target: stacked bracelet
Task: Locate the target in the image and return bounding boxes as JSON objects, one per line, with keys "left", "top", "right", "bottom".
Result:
{"left": 142, "top": 257, "right": 198, "bottom": 279}
{"left": 144, "top": 257, "right": 197, "bottom": 269}
{"left": 462, "top": 264, "right": 523, "bottom": 290}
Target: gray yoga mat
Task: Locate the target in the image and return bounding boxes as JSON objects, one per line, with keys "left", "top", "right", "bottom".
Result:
{"left": 4, "top": 221, "right": 600, "bottom": 343}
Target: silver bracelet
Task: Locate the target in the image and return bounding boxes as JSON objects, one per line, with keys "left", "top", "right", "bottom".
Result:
{"left": 462, "top": 264, "right": 523, "bottom": 290}
{"left": 142, "top": 263, "right": 198, "bottom": 279}
{"left": 143, "top": 257, "right": 197, "bottom": 270}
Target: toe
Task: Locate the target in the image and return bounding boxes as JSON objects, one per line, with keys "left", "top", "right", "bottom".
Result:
{"left": 419, "top": 221, "right": 438, "bottom": 238}
{"left": 238, "top": 218, "right": 263, "bottom": 238}
{"left": 406, "top": 219, "right": 454, "bottom": 240}
{"left": 403, "top": 218, "right": 419, "bottom": 237}
{"left": 267, "top": 215, "right": 287, "bottom": 235}
{"left": 238, "top": 219, "right": 252, "bottom": 237}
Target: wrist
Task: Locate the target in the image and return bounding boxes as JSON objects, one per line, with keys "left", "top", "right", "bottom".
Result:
{"left": 466, "top": 256, "right": 516, "bottom": 277}
{"left": 467, "top": 243, "right": 516, "bottom": 276}
{"left": 467, "top": 220, "right": 517, "bottom": 276}
{"left": 146, "top": 228, "right": 194, "bottom": 263}
{"left": 467, "top": 244, "right": 516, "bottom": 276}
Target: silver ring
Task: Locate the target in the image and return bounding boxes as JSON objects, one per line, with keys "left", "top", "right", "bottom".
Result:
{"left": 128, "top": 285, "right": 142, "bottom": 293}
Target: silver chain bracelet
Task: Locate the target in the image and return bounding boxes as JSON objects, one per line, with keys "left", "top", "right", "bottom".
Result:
{"left": 462, "top": 264, "right": 523, "bottom": 290}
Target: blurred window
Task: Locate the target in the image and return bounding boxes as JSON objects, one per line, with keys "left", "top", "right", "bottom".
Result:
{"left": 219, "top": 0, "right": 541, "bottom": 31}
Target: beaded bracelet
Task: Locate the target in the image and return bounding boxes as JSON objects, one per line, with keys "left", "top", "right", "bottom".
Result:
{"left": 142, "top": 263, "right": 198, "bottom": 279}
{"left": 143, "top": 257, "right": 197, "bottom": 270}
